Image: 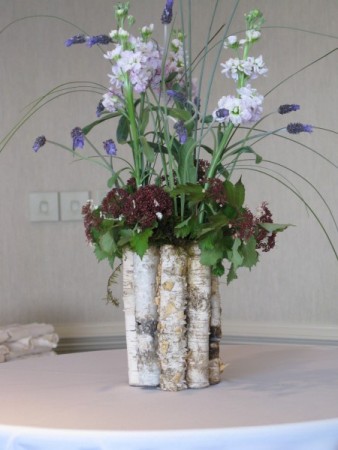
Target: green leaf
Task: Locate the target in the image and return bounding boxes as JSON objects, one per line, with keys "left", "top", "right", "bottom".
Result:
{"left": 117, "top": 229, "right": 134, "bottom": 247}
{"left": 241, "top": 237, "right": 259, "bottom": 269}
{"left": 174, "top": 215, "right": 199, "bottom": 238}
{"left": 139, "top": 108, "right": 149, "bottom": 135}
{"left": 227, "top": 146, "right": 262, "bottom": 164}
{"left": 199, "top": 246, "right": 224, "bottom": 267}
{"left": 116, "top": 115, "right": 129, "bottom": 143}
{"left": 224, "top": 178, "right": 245, "bottom": 208}
{"left": 82, "top": 112, "right": 120, "bottom": 135}
{"left": 99, "top": 231, "right": 117, "bottom": 255}
{"left": 227, "top": 237, "right": 244, "bottom": 269}
{"left": 227, "top": 264, "right": 238, "bottom": 284}
{"left": 140, "top": 136, "right": 155, "bottom": 163}
{"left": 259, "top": 223, "right": 291, "bottom": 233}
{"left": 94, "top": 245, "right": 109, "bottom": 262}
{"left": 130, "top": 228, "right": 153, "bottom": 258}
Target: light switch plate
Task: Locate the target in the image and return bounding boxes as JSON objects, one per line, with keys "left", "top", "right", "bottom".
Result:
{"left": 60, "top": 191, "right": 90, "bottom": 221}
{"left": 29, "top": 192, "right": 59, "bottom": 222}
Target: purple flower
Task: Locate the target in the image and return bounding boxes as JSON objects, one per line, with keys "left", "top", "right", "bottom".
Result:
{"left": 96, "top": 100, "right": 105, "bottom": 117}
{"left": 161, "top": 0, "right": 174, "bottom": 24}
{"left": 174, "top": 120, "right": 187, "bottom": 144}
{"left": 103, "top": 139, "right": 117, "bottom": 156}
{"left": 286, "top": 123, "right": 313, "bottom": 134}
{"left": 65, "top": 34, "right": 87, "bottom": 47}
{"left": 278, "top": 104, "right": 300, "bottom": 115}
{"left": 32, "top": 135, "right": 46, "bottom": 152}
{"left": 71, "top": 127, "right": 85, "bottom": 149}
{"left": 215, "top": 108, "right": 229, "bottom": 119}
{"left": 86, "top": 35, "right": 112, "bottom": 48}
{"left": 167, "top": 90, "right": 187, "bottom": 106}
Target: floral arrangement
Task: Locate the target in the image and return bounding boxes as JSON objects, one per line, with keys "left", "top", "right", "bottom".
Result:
{"left": 20, "top": 1, "right": 335, "bottom": 283}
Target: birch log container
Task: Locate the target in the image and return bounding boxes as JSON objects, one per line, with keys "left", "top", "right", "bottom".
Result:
{"left": 122, "top": 244, "right": 224, "bottom": 391}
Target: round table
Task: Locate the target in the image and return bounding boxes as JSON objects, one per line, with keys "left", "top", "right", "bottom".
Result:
{"left": 0, "top": 343, "right": 338, "bottom": 449}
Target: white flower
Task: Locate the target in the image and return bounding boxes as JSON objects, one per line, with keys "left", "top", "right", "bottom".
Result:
{"left": 237, "top": 84, "right": 264, "bottom": 121}
{"left": 156, "top": 212, "right": 163, "bottom": 220}
{"left": 221, "top": 55, "right": 268, "bottom": 81}
{"left": 245, "top": 29, "right": 261, "bottom": 42}
{"left": 223, "top": 35, "right": 238, "bottom": 49}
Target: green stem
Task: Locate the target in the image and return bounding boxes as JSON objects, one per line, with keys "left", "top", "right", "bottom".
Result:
{"left": 124, "top": 81, "right": 141, "bottom": 186}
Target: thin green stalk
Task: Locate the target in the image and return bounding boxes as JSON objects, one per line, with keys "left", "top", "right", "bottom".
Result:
{"left": 239, "top": 167, "right": 338, "bottom": 260}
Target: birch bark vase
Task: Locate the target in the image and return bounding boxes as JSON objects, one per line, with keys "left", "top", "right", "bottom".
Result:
{"left": 122, "top": 244, "right": 221, "bottom": 391}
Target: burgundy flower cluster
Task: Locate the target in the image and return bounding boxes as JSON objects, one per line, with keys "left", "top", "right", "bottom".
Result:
{"left": 231, "top": 202, "right": 276, "bottom": 252}
{"left": 205, "top": 178, "right": 227, "bottom": 207}
{"left": 82, "top": 201, "right": 102, "bottom": 242}
{"left": 101, "top": 184, "right": 173, "bottom": 229}
{"left": 255, "top": 202, "right": 276, "bottom": 252}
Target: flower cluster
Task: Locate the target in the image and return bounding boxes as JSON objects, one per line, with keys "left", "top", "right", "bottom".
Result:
{"left": 28, "top": 1, "right": 323, "bottom": 281}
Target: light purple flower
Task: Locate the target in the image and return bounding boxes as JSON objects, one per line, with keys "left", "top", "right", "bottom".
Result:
{"left": 71, "top": 127, "right": 85, "bottom": 149}
{"left": 286, "top": 123, "right": 313, "bottom": 134}
{"left": 103, "top": 139, "right": 117, "bottom": 156}
{"left": 278, "top": 104, "right": 300, "bottom": 115}
{"left": 161, "top": 0, "right": 174, "bottom": 24}
{"left": 32, "top": 135, "right": 46, "bottom": 152}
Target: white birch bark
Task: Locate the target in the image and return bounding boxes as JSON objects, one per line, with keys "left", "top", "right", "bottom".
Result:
{"left": 134, "top": 246, "right": 160, "bottom": 386}
{"left": 157, "top": 245, "right": 188, "bottom": 391}
{"left": 122, "top": 248, "right": 139, "bottom": 386}
{"left": 186, "top": 243, "right": 211, "bottom": 388}
{"left": 209, "top": 275, "right": 223, "bottom": 384}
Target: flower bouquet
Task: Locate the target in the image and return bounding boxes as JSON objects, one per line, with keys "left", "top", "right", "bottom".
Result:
{"left": 2, "top": 0, "right": 337, "bottom": 390}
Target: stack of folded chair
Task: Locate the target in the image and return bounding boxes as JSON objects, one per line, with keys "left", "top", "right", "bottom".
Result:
{"left": 0, "top": 323, "right": 59, "bottom": 362}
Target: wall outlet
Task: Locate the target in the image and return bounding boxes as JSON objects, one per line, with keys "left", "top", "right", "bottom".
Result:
{"left": 29, "top": 192, "right": 59, "bottom": 222}
{"left": 60, "top": 191, "right": 90, "bottom": 221}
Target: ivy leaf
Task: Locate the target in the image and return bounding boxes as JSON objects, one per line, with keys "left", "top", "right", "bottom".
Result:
{"left": 130, "top": 228, "right": 153, "bottom": 258}
{"left": 227, "top": 264, "right": 238, "bottom": 284}
{"left": 199, "top": 247, "right": 224, "bottom": 267}
{"left": 99, "top": 231, "right": 117, "bottom": 255}
{"left": 94, "top": 244, "right": 109, "bottom": 262}
{"left": 118, "top": 229, "right": 134, "bottom": 247}
{"left": 241, "top": 237, "right": 259, "bottom": 269}
{"left": 224, "top": 178, "right": 245, "bottom": 208}
{"left": 174, "top": 215, "right": 199, "bottom": 238}
{"left": 227, "top": 237, "right": 244, "bottom": 270}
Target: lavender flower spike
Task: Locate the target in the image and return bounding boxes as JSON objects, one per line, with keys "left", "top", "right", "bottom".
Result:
{"left": 174, "top": 120, "right": 187, "bottom": 144}
{"left": 32, "top": 135, "right": 46, "bottom": 152}
{"left": 103, "top": 139, "right": 117, "bottom": 156}
{"left": 161, "top": 0, "right": 174, "bottom": 24}
{"left": 278, "top": 104, "right": 300, "bottom": 115}
{"left": 86, "top": 35, "right": 112, "bottom": 48}
{"left": 65, "top": 34, "right": 87, "bottom": 47}
{"left": 167, "top": 90, "right": 187, "bottom": 106}
{"left": 96, "top": 100, "right": 105, "bottom": 118}
{"left": 286, "top": 123, "right": 313, "bottom": 134}
{"left": 71, "top": 127, "right": 85, "bottom": 149}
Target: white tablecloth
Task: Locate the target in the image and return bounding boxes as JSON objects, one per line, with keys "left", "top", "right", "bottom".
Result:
{"left": 0, "top": 344, "right": 338, "bottom": 449}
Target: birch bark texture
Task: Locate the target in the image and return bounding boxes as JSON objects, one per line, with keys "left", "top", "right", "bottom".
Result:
{"left": 134, "top": 247, "right": 160, "bottom": 386}
{"left": 157, "top": 245, "right": 188, "bottom": 391}
{"left": 186, "top": 243, "right": 211, "bottom": 388}
{"left": 121, "top": 244, "right": 221, "bottom": 391}
{"left": 209, "top": 275, "right": 223, "bottom": 384}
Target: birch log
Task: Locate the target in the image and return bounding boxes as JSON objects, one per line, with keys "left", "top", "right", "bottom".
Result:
{"left": 209, "top": 275, "right": 222, "bottom": 384}
{"left": 157, "top": 245, "right": 188, "bottom": 391}
{"left": 122, "top": 248, "right": 139, "bottom": 386}
{"left": 186, "top": 243, "right": 211, "bottom": 388}
{"left": 134, "top": 246, "right": 160, "bottom": 386}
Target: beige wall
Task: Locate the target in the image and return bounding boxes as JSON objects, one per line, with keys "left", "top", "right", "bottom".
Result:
{"left": 0, "top": 0, "right": 337, "bottom": 342}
